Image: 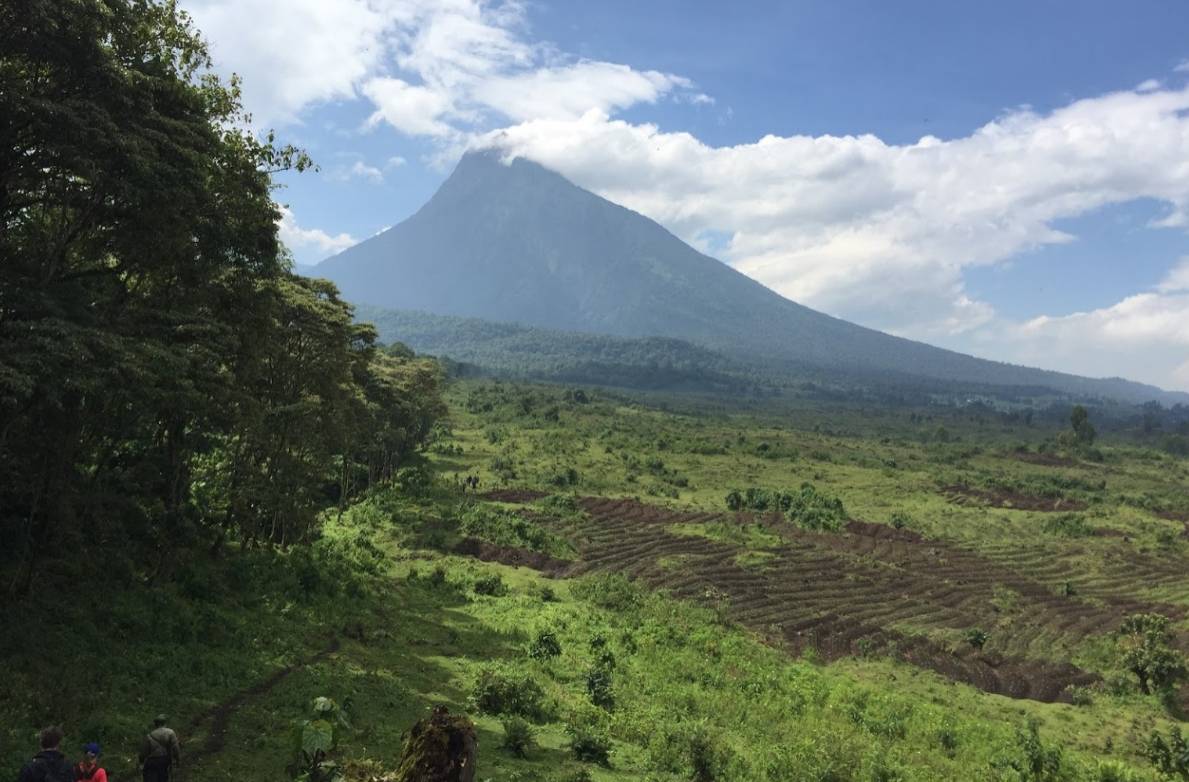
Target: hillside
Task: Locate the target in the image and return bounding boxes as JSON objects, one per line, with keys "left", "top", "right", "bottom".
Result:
{"left": 316, "top": 151, "right": 1186, "bottom": 405}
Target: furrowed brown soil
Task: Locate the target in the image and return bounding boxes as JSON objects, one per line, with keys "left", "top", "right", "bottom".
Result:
{"left": 480, "top": 488, "right": 548, "bottom": 503}
{"left": 514, "top": 497, "right": 1189, "bottom": 704}
{"left": 452, "top": 537, "right": 571, "bottom": 570}
{"left": 942, "top": 484, "right": 1089, "bottom": 512}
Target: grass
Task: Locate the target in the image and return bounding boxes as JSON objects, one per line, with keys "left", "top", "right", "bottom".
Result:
{"left": 3, "top": 379, "right": 1187, "bottom": 780}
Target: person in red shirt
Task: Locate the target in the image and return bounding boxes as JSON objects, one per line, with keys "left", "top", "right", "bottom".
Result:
{"left": 73, "top": 743, "right": 107, "bottom": 782}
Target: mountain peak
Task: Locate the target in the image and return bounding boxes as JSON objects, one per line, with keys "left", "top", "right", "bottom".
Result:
{"left": 314, "top": 154, "right": 1184, "bottom": 403}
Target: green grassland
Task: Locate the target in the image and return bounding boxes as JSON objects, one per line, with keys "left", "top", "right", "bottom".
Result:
{"left": 3, "top": 379, "right": 1188, "bottom": 781}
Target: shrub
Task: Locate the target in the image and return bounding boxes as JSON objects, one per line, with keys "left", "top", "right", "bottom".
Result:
{"left": 1091, "top": 761, "right": 1141, "bottom": 782}
{"left": 470, "top": 668, "right": 548, "bottom": 721}
{"left": 528, "top": 630, "right": 562, "bottom": 660}
{"left": 1041, "top": 514, "right": 1092, "bottom": 538}
{"left": 459, "top": 505, "right": 572, "bottom": 557}
{"left": 427, "top": 565, "right": 449, "bottom": 589}
{"left": 572, "top": 574, "right": 642, "bottom": 612}
{"left": 500, "top": 717, "right": 536, "bottom": 758}
{"left": 1115, "top": 613, "right": 1187, "bottom": 694}
{"left": 890, "top": 511, "right": 912, "bottom": 530}
{"left": 992, "top": 719, "right": 1064, "bottom": 782}
{"left": 964, "top": 628, "right": 989, "bottom": 650}
{"left": 473, "top": 574, "right": 508, "bottom": 597}
{"left": 786, "top": 483, "right": 846, "bottom": 531}
{"left": 567, "top": 726, "right": 612, "bottom": 766}
{"left": 585, "top": 666, "right": 615, "bottom": 710}
{"left": 1145, "top": 726, "right": 1189, "bottom": 780}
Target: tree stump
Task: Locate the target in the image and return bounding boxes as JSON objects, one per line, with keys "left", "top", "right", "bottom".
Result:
{"left": 394, "top": 706, "right": 477, "bottom": 782}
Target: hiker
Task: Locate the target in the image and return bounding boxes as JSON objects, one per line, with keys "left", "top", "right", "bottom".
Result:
{"left": 18, "top": 726, "right": 72, "bottom": 782}
{"left": 138, "top": 715, "right": 181, "bottom": 782}
{"left": 73, "top": 743, "right": 106, "bottom": 782}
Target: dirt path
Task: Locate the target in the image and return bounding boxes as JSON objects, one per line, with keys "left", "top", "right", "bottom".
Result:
{"left": 112, "top": 636, "right": 340, "bottom": 781}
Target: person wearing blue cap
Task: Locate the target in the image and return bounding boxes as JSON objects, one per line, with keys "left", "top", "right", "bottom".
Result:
{"left": 73, "top": 743, "right": 106, "bottom": 782}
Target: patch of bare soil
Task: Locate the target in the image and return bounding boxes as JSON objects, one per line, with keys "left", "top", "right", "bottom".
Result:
{"left": 480, "top": 488, "right": 547, "bottom": 503}
{"left": 452, "top": 537, "right": 570, "bottom": 573}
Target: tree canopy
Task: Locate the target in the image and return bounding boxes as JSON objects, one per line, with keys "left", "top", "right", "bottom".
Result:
{"left": 0, "top": 0, "right": 443, "bottom": 595}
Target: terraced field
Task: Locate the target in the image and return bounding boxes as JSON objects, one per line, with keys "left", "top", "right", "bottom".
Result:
{"left": 484, "top": 489, "right": 1189, "bottom": 706}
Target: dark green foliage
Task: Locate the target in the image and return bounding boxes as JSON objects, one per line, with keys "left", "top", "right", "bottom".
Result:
{"left": 458, "top": 504, "right": 572, "bottom": 557}
{"left": 585, "top": 666, "right": 615, "bottom": 711}
{"left": 0, "top": 0, "right": 444, "bottom": 594}
{"left": 528, "top": 630, "right": 562, "bottom": 660}
{"left": 500, "top": 717, "right": 536, "bottom": 758}
{"left": 547, "top": 466, "right": 581, "bottom": 487}
{"left": 964, "top": 628, "right": 989, "bottom": 650}
{"left": 291, "top": 697, "right": 350, "bottom": 782}
{"left": 470, "top": 668, "right": 548, "bottom": 721}
{"left": 786, "top": 483, "right": 847, "bottom": 531}
{"left": 725, "top": 484, "right": 845, "bottom": 529}
{"left": 1071, "top": 405, "right": 1098, "bottom": 446}
{"left": 472, "top": 574, "right": 508, "bottom": 597}
{"left": 571, "top": 574, "right": 643, "bottom": 612}
{"left": 890, "top": 511, "right": 912, "bottom": 529}
{"left": 1115, "top": 614, "right": 1187, "bottom": 694}
{"left": 993, "top": 719, "right": 1065, "bottom": 781}
{"left": 566, "top": 725, "right": 612, "bottom": 766}
{"left": 1041, "top": 514, "right": 1092, "bottom": 537}
{"left": 1145, "top": 726, "right": 1189, "bottom": 780}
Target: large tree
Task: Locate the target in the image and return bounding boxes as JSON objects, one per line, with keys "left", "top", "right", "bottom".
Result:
{"left": 0, "top": 0, "right": 439, "bottom": 595}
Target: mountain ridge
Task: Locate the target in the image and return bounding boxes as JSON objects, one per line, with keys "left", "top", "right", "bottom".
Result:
{"left": 316, "top": 151, "right": 1187, "bottom": 405}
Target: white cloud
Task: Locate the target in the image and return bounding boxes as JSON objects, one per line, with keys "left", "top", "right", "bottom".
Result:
{"left": 182, "top": 0, "right": 388, "bottom": 126}
{"left": 1137, "top": 78, "right": 1162, "bottom": 92}
{"left": 183, "top": 0, "right": 702, "bottom": 134}
{"left": 1176, "top": 59, "right": 1189, "bottom": 73}
{"left": 277, "top": 207, "right": 357, "bottom": 259}
{"left": 1157, "top": 256, "right": 1189, "bottom": 292}
{"left": 474, "top": 62, "right": 690, "bottom": 122}
{"left": 386, "top": 156, "right": 408, "bottom": 168}
{"left": 471, "top": 85, "right": 1189, "bottom": 389}
{"left": 983, "top": 292, "right": 1189, "bottom": 389}
{"left": 329, "top": 160, "right": 386, "bottom": 183}
{"left": 363, "top": 76, "right": 459, "bottom": 138}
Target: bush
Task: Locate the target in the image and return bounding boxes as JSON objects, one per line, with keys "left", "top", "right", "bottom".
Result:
{"left": 500, "top": 717, "right": 535, "bottom": 758}
{"left": 890, "top": 511, "right": 912, "bottom": 530}
{"left": 567, "top": 726, "right": 612, "bottom": 766}
{"left": 528, "top": 630, "right": 562, "bottom": 660}
{"left": 470, "top": 668, "right": 548, "bottom": 721}
{"left": 459, "top": 504, "right": 572, "bottom": 557}
{"left": 1115, "top": 613, "right": 1187, "bottom": 694}
{"left": 964, "top": 628, "right": 989, "bottom": 650}
{"left": 992, "top": 719, "right": 1064, "bottom": 782}
{"left": 786, "top": 483, "right": 846, "bottom": 531}
{"left": 1145, "top": 726, "right": 1189, "bottom": 780}
{"left": 585, "top": 666, "right": 615, "bottom": 710}
{"left": 473, "top": 574, "right": 508, "bottom": 597}
{"left": 572, "top": 574, "right": 642, "bottom": 612}
{"left": 1041, "top": 514, "right": 1092, "bottom": 538}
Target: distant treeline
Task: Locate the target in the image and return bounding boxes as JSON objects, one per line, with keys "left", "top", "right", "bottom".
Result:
{"left": 357, "top": 307, "right": 1188, "bottom": 419}
{"left": 0, "top": 1, "right": 444, "bottom": 596}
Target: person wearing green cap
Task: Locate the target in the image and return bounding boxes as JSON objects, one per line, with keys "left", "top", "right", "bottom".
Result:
{"left": 138, "top": 716, "right": 180, "bottom": 782}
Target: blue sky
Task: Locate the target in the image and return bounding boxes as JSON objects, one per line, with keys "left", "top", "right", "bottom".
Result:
{"left": 184, "top": 0, "right": 1189, "bottom": 390}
